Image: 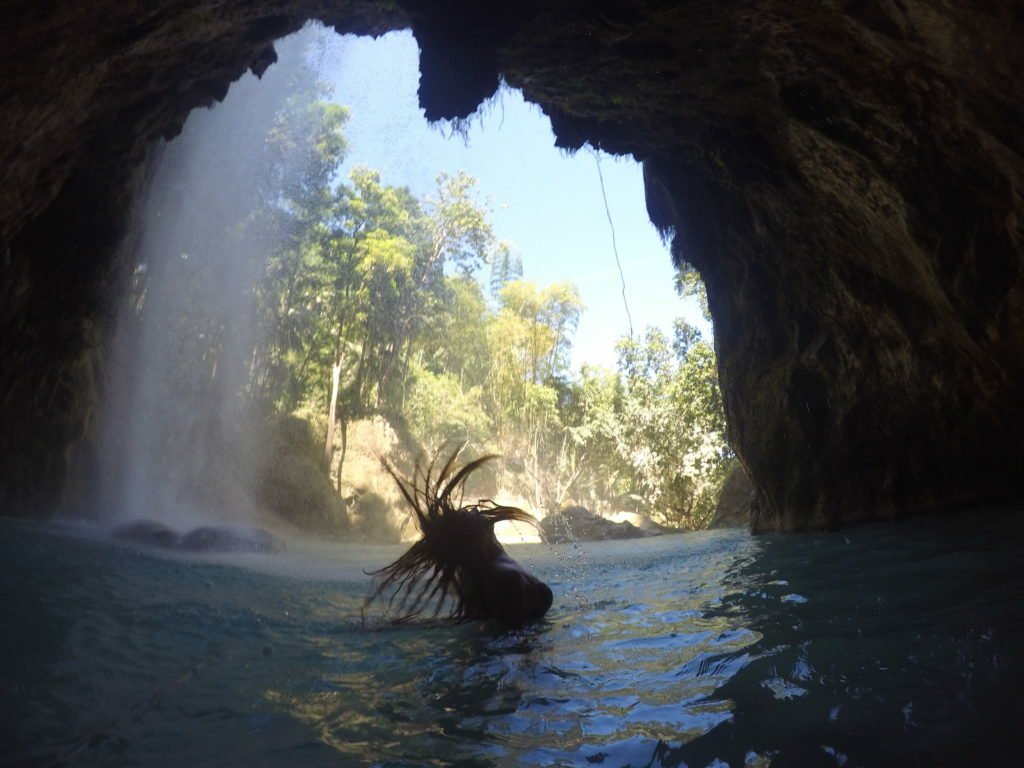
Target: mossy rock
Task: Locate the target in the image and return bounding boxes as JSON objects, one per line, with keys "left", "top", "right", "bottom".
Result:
{"left": 349, "top": 490, "right": 402, "bottom": 544}
{"left": 708, "top": 462, "right": 754, "bottom": 529}
{"left": 250, "top": 415, "right": 347, "bottom": 535}
{"left": 542, "top": 505, "right": 660, "bottom": 544}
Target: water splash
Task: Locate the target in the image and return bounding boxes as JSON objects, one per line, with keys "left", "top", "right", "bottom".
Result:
{"left": 547, "top": 511, "right": 592, "bottom": 611}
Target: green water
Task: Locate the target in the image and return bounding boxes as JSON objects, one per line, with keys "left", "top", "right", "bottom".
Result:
{"left": 2, "top": 511, "right": 1023, "bottom": 767}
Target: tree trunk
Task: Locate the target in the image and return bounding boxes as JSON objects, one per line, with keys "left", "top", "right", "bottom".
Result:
{"left": 324, "top": 345, "right": 343, "bottom": 470}
{"left": 336, "top": 420, "right": 349, "bottom": 493}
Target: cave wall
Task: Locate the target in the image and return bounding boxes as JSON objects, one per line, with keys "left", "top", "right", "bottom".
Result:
{"left": 0, "top": 1, "right": 403, "bottom": 516}
{"left": 1, "top": 0, "right": 1022, "bottom": 529}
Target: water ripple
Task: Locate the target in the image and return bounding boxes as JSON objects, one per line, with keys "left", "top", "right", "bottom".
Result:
{"left": 3, "top": 515, "right": 1024, "bottom": 766}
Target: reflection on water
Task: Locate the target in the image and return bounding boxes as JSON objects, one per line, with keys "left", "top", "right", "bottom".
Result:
{"left": 2, "top": 511, "right": 1023, "bottom": 766}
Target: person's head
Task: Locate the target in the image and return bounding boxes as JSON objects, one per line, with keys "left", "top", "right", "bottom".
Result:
{"left": 364, "top": 449, "right": 552, "bottom": 628}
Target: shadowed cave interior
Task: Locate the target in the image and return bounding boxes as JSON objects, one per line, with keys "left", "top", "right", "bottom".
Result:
{"left": 1, "top": 0, "right": 1022, "bottom": 531}
{"left": 4, "top": 5, "right": 1024, "bottom": 766}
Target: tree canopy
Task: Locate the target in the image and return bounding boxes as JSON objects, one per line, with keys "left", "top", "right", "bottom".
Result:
{"left": 178, "top": 52, "right": 734, "bottom": 531}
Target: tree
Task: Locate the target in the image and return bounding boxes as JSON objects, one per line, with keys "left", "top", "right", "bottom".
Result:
{"left": 417, "top": 274, "right": 491, "bottom": 390}
{"left": 557, "top": 365, "right": 629, "bottom": 510}
{"left": 404, "top": 361, "right": 492, "bottom": 450}
{"left": 615, "top": 321, "right": 731, "bottom": 528}
{"left": 674, "top": 262, "right": 711, "bottom": 323}
{"left": 473, "top": 280, "right": 585, "bottom": 509}
{"left": 317, "top": 167, "right": 420, "bottom": 472}
{"left": 488, "top": 242, "right": 522, "bottom": 302}
{"left": 491, "top": 280, "right": 582, "bottom": 386}
{"left": 422, "top": 171, "right": 498, "bottom": 276}
{"left": 247, "top": 79, "right": 351, "bottom": 412}
{"left": 238, "top": 70, "right": 734, "bottom": 531}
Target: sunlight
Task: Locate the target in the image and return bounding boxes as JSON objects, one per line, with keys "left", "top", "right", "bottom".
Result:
{"left": 90, "top": 21, "right": 732, "bottom": 553}
{"left": 317, "top": 29, "right": 711, "bottom": 370}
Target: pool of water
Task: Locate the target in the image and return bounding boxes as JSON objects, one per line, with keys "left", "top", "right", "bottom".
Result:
{"left": 3, "top": 511, "right": 1023, "bottom": 767}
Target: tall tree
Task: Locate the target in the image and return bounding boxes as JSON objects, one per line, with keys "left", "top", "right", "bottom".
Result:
{"left": 615, "top": 322, "right": 731, "bottom": 528}
{"left": 318, "top": 167, "right": 418, "bottom": 470}
{"left": 247, "top": 81, "right": 351, "bottom": 411}
{"left": 478, "top": 280, "right": 584, "bottom": 508}
{"left": 492, "top": 280, "right": 582, "bottom": 386}
{"left": 310, "top": 169, "right": 500, "bottom": 475}
{"left": 488, "top": 242, "right": 522, "bottom": 302}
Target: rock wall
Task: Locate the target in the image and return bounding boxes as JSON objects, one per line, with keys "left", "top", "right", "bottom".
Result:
{"left": 0, "top": 1, "right": 403, "bottom": 516}
{"left": 1, "top": 1, "right": 1022, "bottom": 528}
{"left": 708, "top": 463, "right": 755, "bottom": 530}
{"left": 484, "top": 1, "right": 1024, "bottom": 529}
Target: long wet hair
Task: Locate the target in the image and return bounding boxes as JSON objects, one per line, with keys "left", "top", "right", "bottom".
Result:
{"left": 363, "top": 448, "right": 539, "bottom": 624}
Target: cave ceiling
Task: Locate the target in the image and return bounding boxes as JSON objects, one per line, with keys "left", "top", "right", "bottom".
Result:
{"left": 1, "top": 0, "right": 1022, "bottom": 529}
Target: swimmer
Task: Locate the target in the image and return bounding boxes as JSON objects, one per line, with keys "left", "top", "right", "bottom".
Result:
{"left": 364, "top": 450, "right": 553, "bottom": 628}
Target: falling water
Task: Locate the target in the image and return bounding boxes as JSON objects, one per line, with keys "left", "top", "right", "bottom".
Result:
{"left": 91, "top": 31, "right": 318, "bottom": 529}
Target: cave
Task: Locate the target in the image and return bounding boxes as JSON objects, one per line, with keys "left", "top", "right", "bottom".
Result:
{"left": 2, "top": 0, "right": 1022, "bottom": 531}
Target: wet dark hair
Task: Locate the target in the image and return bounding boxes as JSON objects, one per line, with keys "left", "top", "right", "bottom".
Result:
{"left": 364, "top": 449, "right": 540, "bottom": 624}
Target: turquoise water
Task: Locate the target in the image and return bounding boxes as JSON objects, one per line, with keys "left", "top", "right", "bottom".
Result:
{"left": 3, "top": 512, "right": 1023, "bottom": 767}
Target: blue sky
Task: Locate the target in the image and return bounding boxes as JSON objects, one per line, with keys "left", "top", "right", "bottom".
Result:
{"left": 317, "top": 29, "right": 709, "bottom": 370}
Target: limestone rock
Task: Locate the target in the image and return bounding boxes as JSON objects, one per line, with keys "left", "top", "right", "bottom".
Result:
{"left": 1, "top": 1, "right": 1022, "bottom": 530}
{"left": 251, "top": 416, "right": 348, "bottom": 535}
{"left": 708, "top": 463, "right": 755, "bottom": 530}
{"left": 542, "top": 506, "right": 660, "bottom": 544}
{"left": 179, "top": 525, "right": 285, "bottom": 554}
{"left": 113, "top": 520, "right": 285, "bottom": 553}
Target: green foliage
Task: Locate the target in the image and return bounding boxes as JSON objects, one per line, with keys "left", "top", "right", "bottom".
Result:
{"left": 247, "top": 77, "right": 353, "bottom": 412}
{"left": 234, "top": 71, "right": 731, "bottom": 532}
{"left": 488, "top": 242, "right": 523, "bottom": 301}
{"left": 559, "top": 365, "right": 629, "bottom": 506}
{"left": 493, "top": 280, "right": 583, "bottom": 386}
{"left": 674, "top": 263, "right": 711, "bottom": 323}
{"left": 418, "top": 275, "right": 491, "bottom": 387}
{"left": 248, "top": 415, "right": 347, "bottom": 534}
{"left": 615, "top": 323, "right": 732, "bottom": 528}
{"left": 264, "top": 98, "right": 349, "bottom": 213}
{"left": 248, "top": 98, "right": 501, "bottom": 482}
{"left": 404, "top": 361, "right": 492, "bottom": 449}
{"left": 423, "top": 171, "right": 499, "bottom": 276}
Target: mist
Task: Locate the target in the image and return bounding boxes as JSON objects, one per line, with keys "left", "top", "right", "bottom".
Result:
{"left": 91, "top": 31, "right": 321, "bottom": 530}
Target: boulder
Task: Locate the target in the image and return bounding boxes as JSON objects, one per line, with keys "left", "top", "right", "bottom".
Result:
{"left": 541, "top": 506, "right": 660, "bottom": 544}
{"left": 708, "top": 463, "right": 755, "bottom": 530}
{"left": 112, "top": 520, "right": 285, "bottom": 553}
{"left": 112, "top": 520, "right": 180, "bottom": 549}
{"left": 179, "top": 525, "right": 285, "bottom": 554}
{"left": 2, "top": 1, "right": 1022, "bottom": 530}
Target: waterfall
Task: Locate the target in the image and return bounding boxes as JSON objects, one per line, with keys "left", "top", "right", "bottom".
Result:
{"left": 92, "top": 29, "right": 318, "bottom": 528}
